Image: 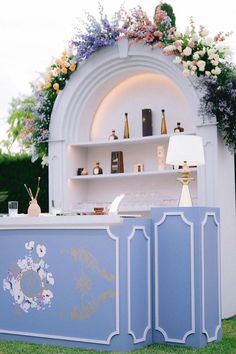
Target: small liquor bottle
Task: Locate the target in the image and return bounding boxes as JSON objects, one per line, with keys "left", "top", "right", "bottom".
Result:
{"left": 174, "top": 122, "right": 184, "bottom": 133}
{"left": 93, "top": 162, "right": 103, "bottom": 175}
{"left": 123, "top": 113, "right": 130, "bottom": 139}
{"left": 109, "top": 129, "right": 118, "bottom": 141}
{"left": 161, "top": 109, "right": 167, "bottom": 134}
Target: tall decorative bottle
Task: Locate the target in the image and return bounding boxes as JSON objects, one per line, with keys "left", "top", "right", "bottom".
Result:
{"left": 123, "top": 113, "right": 130, "bottom": 139}
{"left": 161, "top": 109, "right": 167, "bottom": 134}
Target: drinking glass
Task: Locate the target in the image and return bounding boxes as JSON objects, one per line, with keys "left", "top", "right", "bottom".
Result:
{"left": 8, "top": 201, "right": 18, "bottom": 217}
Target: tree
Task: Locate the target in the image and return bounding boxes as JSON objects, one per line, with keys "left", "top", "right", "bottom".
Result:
{"left": 1, "top": 94, "right": 36, "bottom": 153}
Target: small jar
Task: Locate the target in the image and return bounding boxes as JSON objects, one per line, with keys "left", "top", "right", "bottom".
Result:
{"left": 174, "top": 122, "right": 184, "bottom": 133}
{"left": 93, "top": 162, "right": 103, "bottom": 175}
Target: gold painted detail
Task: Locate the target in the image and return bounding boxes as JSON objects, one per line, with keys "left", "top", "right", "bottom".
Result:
{"left": 70, "top": 290, "right": 116, "bottom": 320}
{"left": 75, "top": 273, "right": 92, "bottom": 295}
{"left": 70, "top": 248, "right": 115, "bottom": 282}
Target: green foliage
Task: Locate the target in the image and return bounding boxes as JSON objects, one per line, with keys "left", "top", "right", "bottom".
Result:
{"left": 160, "top": 2, "right": 176, "bottom": 27}
{"left": 0, "top": 317, "right": 235, "bottom": 353}
{"left": 3, "top": 95, "right": 37, "bottom": 153}
{"left": 0, "top": 154, "right": 48, "bottom": 213}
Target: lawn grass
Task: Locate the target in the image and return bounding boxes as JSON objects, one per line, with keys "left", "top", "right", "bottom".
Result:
{"left": 0, "top": 317, "right": 236, "bottom": 354}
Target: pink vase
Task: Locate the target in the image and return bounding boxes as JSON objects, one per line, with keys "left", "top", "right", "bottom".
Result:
{"left": 27, "top": 199, "right": 41, "bottom": 217}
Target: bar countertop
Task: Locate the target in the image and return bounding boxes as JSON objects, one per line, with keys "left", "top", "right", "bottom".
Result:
{"left": 0, "top": 214, "right": 123, "bottom": 229}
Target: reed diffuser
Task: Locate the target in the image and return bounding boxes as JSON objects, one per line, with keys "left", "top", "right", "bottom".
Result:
{"left": 24, "top": 177, "right": 41, "bottom": 217}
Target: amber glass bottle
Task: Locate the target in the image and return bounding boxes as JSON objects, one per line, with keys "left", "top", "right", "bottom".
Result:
{"left": 123, "top": 113, "right": 130, "bottom": 139}
{"left": 161, "top": 109, "right": 167, "bottom": 134}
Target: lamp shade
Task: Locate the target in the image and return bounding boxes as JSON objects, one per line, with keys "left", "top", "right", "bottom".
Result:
{"left": 166, "top": 135, "right": 205, "bottom": 166}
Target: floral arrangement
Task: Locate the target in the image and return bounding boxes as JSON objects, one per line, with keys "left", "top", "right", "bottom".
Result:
{"left": 21, "top": 2, "right": 236, "bottom": 159}
{"left": 3, "top": 241, "right": 54, "bottom": 313}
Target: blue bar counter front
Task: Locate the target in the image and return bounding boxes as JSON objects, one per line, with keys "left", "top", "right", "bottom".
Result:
{"left": 0, "top": 208, "right": 221, "bottom": 351}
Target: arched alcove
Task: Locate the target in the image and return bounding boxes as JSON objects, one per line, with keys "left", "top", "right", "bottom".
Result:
{"left": 50, "top": 41, "right": 200, "bottom": 143}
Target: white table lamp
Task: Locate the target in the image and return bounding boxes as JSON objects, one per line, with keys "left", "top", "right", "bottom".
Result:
{"left": 166, "top": 135, "right": 205, "bottom": 207}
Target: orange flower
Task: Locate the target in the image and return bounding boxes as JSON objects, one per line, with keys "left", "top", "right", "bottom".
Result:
{"left": 61, "top": 66, "right": 68, "bottom": 74}
{"left": 53, "top": 83, "right": 59, "bottom": 91}
{"left": 69, "top": 63, "right": 76, "bottom": 71}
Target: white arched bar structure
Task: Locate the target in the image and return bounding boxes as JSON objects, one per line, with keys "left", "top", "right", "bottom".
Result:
{"left": 49, "top": 40, "right": 236, "bottom": 318}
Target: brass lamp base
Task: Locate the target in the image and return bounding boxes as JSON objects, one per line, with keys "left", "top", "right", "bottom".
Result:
{"left": 177, "top": 169, "right": 194, "bottom": 207}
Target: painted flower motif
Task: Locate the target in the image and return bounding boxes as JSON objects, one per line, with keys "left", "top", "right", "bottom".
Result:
{"left": 3, "top": 242, "right": 54, "bottom": 313}
{"left": 25, "top": 241, "right": 35, "bottom": 251}
{"left": 42, "top": 289, "right": 53, "bottom": 304}
{"left": 36, "top": 244, "right": 46, "bottom": 258}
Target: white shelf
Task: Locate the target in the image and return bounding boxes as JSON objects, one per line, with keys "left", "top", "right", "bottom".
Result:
{"left": 70, "top": 169, "right": 197, "bottom": 180}
{"left": 69, "top": 132, "right": 195, "bottom": 148}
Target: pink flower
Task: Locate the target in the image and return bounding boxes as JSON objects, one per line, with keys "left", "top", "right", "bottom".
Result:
{"left": 155, "top": 9, "right": 167, "bottom": 22}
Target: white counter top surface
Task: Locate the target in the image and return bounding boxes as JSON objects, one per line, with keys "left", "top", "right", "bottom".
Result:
{"left": 0, "top": 214, "right": 123, "bottom": 229}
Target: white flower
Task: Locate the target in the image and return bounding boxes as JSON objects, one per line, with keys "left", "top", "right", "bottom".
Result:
{"left": 25, "top": 241, "right": 35, "bottom": 251}
{"left": 173, "top": 56, "right": 182, "bottom": 64}
{"left": 190, "top": 64, "right": 197, "bottom": 71}
{"left": 46, "top": 272, "right": 55, "bottom": 285}
{"left": 205, "top": 71, "right": 211, "bottom": 76}
{"left": 207, "top": 48, "right": 216, "bottom": 56}
{"left": 211, "top": 67, "right": 221, "bottom": 75}
{"left": 197, "top": 60, "right": 206, "bottom": 71}
{"left": 183, "top": 47, "right": 192, "bottom": 56}
{"left": 198, "top": 47, "right": 206, "bottom": 56}
{"left": 209, "top": 53, "right": 219, "bottom": 61}
{"left": 42, "top": 289, "right": 53, "bottom": 304}
{"left": 193, "top": 52, "right": 200, "bottom": 60}
{"left": 36, "top": 244, "right": 46, "bottom": 258}
{"left": 211, "top": 59, "right": 219, "bottom": 66}
{"left": 191, "top": 33, "right": 199, "bottom": 42}
{"left": 202, "top": 37, "right": 214, "bottom": 46}
{"left": 163, "top": 44, "right": 175, "bottom": 52}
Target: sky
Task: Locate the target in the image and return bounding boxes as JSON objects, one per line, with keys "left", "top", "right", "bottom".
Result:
{"left": 0, "top": 0, "right": 235, "bottom": 143}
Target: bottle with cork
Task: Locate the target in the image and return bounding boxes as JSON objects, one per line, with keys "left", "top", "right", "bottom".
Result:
{"left": 160, "top": 109, "right": 167, "bottom": 134}
{"left": 123, "top": 113, "right": 130, "bottom": 139}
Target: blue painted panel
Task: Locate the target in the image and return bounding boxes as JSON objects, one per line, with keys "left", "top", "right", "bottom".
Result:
{"left": 0, "top": 228, "right": 118, "bottom": 344}
{"left": 155, "top": 214, "right": 194, "bottom": 342}
{"left": 202, "top": 214, "right": 220, "bottom": 341}
{"left": 129, "top": 228, "right": 150, "bottom": 343}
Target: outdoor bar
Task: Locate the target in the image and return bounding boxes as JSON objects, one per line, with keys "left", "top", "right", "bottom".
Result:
{"left": 0, "top": 3, "right": 235, "bottom": 351}
{"left": 0, "top": 208, "right": 221, "bottom": 351}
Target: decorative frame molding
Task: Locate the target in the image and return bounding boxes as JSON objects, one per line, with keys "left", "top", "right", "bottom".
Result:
{"left": 201, "top": 212, "right": 221, "bottom": 342}
{"left": 154, "top": 212, "right": 195, "bottom": 343}
{"left": 127, "top": 226, "right": 151, "bottom": 343}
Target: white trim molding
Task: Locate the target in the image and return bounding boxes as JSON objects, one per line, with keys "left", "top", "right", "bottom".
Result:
{"left": 201, "top": 212, "right": 221, "bottom": 342}
{"left": 127, "top": 226, "right": 151, "bottom": 343}
{"left": 154, "top": 212, "right": 195, "bottom": 343}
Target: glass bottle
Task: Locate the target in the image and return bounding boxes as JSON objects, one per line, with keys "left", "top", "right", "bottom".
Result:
{"left": 93, "top": 161, "right": 103, "bottom": 175}
{"left": 174, "top": 122, "right": 184, "bottom": 133}
{"left": 123, "top": 113, "right": 130, "bottom": 139}
{"left": 161, "top": 109, "right": 167, "bottom": 134}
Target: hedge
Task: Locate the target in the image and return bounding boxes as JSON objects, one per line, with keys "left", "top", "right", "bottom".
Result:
{"left": 0, "top": 154, "right": 48, "bottom": 214}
